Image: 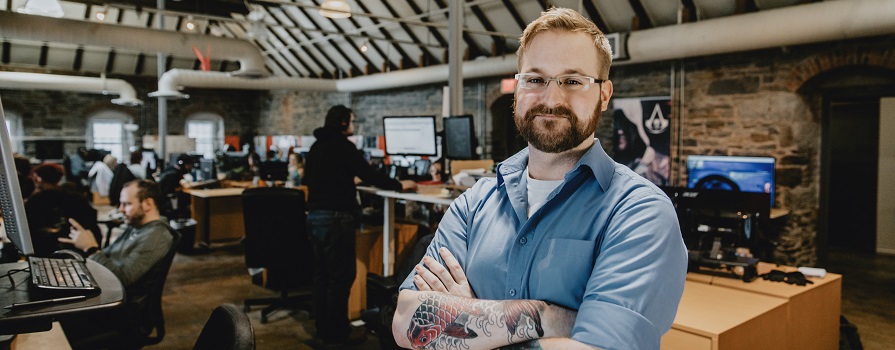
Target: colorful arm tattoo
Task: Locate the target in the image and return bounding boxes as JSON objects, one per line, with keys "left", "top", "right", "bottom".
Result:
{"left": 406, "top": 293, "right": 545, "bottom": 349}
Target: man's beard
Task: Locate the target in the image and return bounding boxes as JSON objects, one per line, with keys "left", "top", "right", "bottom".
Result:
{"left": 125, "top": 207, "right": 145, "bottom": 226}
{"left": 514, "top": 101, "right": 601, "bottom": 153}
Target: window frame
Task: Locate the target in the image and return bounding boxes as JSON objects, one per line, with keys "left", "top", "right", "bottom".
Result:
{"left": 185, "top": 113, "right": 224, "bottom": 159}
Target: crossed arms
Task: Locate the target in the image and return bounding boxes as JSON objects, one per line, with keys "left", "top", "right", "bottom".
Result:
{"left": 391, "top": 248, "right": 599, "bottom": 350}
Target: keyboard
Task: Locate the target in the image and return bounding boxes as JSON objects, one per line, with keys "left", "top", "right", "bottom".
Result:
{"left": 28, "top": 257, "right": 100, "bottom": 292}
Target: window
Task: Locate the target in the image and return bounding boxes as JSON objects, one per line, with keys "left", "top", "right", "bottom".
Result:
{"left": 186, "top": 113, "right": 224, "bottom": 158}
{"left": 4, "top": 112, "right": 24, "bottom": 153}
{"left": 88, "top": 111, "right": 131, "bottom": 161}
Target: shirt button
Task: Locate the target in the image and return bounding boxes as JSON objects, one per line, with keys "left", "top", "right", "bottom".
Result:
{"left": 509, "top": 289, "right": 516, "bottom": 296}
{"left": 519, "top": 237, "right": 527, "bottom": 245}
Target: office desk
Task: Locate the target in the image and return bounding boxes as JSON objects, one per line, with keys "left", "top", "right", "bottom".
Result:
{"left": 188, "top": 188, "right": 246, "bottom": 247}
{"left": 0, "top": 260, "right": 125, "bottom": 335}
{"left": 357, "top": 187, "right": 455, "bottom": 276}
{"left": 663, "top": 281, "right": 788, "bottom": 350}
{"left": 685, "top": 264, "right": 842, "bottom": 350}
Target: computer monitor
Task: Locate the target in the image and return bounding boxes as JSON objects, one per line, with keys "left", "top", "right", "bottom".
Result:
{"left": 382, "top": 116, "right": 437, "bottom": 156}
{"left": 0, "top": 95, "right": 35, "bottom": 256}
{"left": 196, "top": 159, "right": 217, "bottom": 181}
{"left": 34, "top": 140, "right": 65, "bottom": 160}
{"left": 661, "top": 186, "right": 772, "bottom": 261}
{"left": 443, "top": 115, "right": 476, "bottom": 160}
{"left": 686, "top": 155, "right": 775, "bottom": 207}
{"left": 222, "top": 152, "right": 249, "bottom": 172}
{"left": 259, "top": 161, "right": 288, "bottom": 182}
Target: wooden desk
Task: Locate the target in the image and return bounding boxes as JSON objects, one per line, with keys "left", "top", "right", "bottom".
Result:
{"left": 188, "top": 188, "right": 246, "bottom": 247}
{"left": 685, "top": 264, "right": 842, "bottom": 350}
{"left": 0, "top": 260, "right": 125, "bottom": 335}
{"left": 663, "top": 281, "right": 788, "bottom": 350}
{"left": 357, "top": 186, "right": 455, "bottom": 276}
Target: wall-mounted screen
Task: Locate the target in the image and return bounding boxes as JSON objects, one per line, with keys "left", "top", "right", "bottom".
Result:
{"left": 687, "top": 155, "right": 776, "bottom": 207}
{"left": 382, "top": 116, "right": 437, "bottom": 156}
{"left": 443, "top": 115, "right": 476, "bottom": 160}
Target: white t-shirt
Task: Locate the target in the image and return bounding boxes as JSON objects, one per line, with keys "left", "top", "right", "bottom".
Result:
{"left": 526, "top": 167, "right": 563, "bottom": 218}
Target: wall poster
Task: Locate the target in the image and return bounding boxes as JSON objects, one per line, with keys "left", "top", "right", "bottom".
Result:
{"left": 611, "top": 97, "right": 672, "bottom": 186}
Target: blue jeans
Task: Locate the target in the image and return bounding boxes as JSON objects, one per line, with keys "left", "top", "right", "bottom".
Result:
{"left": 307, "top": 210, "right": 357, "bottom": 341}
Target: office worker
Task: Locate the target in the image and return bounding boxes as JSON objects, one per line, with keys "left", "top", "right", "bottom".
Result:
{"left": 303, "top": 104, "right": 416, "bottom": 347}
{"left": 58, "top": 180, "right": 175, "bottom": 347}
{"left": 24, "top": 163, "right": 102, "bottom": 257}
{"left": 157, "top": 153, "right": 193, "bottom": 219}
{"left": 392, "top": 8, "right": 687, "bottom": 350}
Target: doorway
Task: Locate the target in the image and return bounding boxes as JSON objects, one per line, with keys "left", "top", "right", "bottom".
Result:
{"left": 824, "top": 98, "right": 879, "bottom": 253}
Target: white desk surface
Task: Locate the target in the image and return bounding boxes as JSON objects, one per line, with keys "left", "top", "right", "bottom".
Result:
{"left": 357, "top": 186, "right": 457, "bottom": 206}
{"left": 187, "top": 187, "right": 245, "bottom": 198}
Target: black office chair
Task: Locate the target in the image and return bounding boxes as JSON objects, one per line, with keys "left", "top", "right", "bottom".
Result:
{"left": 193, "top": 303, "right": 255, "bottom": 350}
{"left": 64, "top": 226, "right": 181, "bottom": 349}
{"left": 241, "top": 187, "right": 314, "bottom": 323}
{"left": 362, "top": 229, "right": 435, "bottom": 350}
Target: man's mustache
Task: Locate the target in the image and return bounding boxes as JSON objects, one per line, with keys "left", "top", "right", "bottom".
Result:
{"left": 524, "top": 105, "right": 575, "bottom": 123}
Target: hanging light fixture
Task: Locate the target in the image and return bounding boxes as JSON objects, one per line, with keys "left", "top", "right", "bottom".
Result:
{"left": 319, "top": 0, "right": 351, "bottom": 19}
{"left": 95, "top": 5, "right": 109, "bottom": 21}
{"left": 17, "top": 0, "right": 65, "bottom": 18}
{"left": 185, "top": 15, "right": 196, "bottom": 31}
{"left": 360, "top": 41, "right": 369, "bottom": 53}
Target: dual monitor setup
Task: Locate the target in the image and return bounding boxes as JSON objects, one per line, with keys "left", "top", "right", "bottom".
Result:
{"left": 380, "top": 115, "right": 476, "bottom": 181}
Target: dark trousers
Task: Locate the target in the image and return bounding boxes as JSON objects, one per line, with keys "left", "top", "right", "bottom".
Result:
{"left": 308, "top": 210, "right": 357, "bottom": 342}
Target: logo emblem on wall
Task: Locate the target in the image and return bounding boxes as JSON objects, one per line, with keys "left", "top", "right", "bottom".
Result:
{"left": 645, "top": 103, "right": 669, "bottom": 134}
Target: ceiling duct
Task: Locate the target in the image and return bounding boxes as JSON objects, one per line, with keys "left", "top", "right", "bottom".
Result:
{"left": 0, "top": 72, "right": 143, "bottom": 106}
{"left": 151, "top": 0, "right": 895, "bottom": 95}
{"left": 0, "top": 11, "right": 267, "bottom": 78}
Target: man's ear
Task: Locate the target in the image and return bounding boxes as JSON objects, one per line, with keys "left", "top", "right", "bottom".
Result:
{"left": 142, "top": 197, "right": 156, "bottom": 212}
{"left": 600, "top": 80, "right": 614, "bottom": 112}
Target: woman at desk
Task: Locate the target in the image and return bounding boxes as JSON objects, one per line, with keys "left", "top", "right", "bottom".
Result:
{"left": 302, "top": 105, "right": 415, "bottom": 347}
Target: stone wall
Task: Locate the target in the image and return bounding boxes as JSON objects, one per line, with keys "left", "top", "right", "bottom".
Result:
{"left": 0, "top": 73, "right": 265, "bottom": 156}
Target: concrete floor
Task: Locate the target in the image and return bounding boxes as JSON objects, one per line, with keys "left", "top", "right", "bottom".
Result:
{"left": 15, "top": 242, "right": 894, "bottom": 349}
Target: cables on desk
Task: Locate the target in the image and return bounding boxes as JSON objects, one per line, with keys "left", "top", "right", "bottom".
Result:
{"left": 1, "top": 268, "right": 29, "bottom": 288}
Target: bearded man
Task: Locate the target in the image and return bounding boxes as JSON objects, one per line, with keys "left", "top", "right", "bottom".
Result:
{"left": 59, "top": 179, "right": 176, "bottom": 349}
{"left": 391, "top": 8, "right": 687, "bottom": 350}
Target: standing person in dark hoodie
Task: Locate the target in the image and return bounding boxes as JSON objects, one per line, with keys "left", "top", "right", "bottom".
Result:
{"left": 302, "top": 105, "right": 416, "bottom": 348}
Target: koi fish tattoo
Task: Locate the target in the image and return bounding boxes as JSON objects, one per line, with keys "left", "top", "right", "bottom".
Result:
{"left": 407, "top": 293, "right": 545, "bottom": 349}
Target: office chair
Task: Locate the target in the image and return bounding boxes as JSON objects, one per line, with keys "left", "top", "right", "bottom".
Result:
{"left": 241, "top": 187, "right": 314, "bottom": 323}
{"left": 64, "top": 226, "right": 181, "bottom": 349}
{"left": 362, "top": 229, "right": 435, "bottom": 350}
{"left": 193, "top": 303, "right": 255, "bottom": 350}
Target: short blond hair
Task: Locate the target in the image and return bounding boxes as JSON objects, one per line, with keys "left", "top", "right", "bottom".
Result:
{"left": 517, "top": 7, "right": 613, "bottom": 79}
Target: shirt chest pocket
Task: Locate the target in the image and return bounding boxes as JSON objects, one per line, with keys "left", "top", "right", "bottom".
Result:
{"left": 533, "top": 238, "right": 596, "bottom": 306}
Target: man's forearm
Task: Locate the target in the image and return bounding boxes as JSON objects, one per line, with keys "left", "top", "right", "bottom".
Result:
{"left": 393, "top": 290, "right": 576, "bottom": 349}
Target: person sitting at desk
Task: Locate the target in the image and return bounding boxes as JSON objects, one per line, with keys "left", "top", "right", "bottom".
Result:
{"left": 302, "top": 104, "right": 416, "bottom": 348}
{"left": 157, "top": 153, "right": 193, "bottom": 219}
{"left": 58, "top": 180, "right": 175, "bottom": 348}
{"left": 24, "top": 163, "right": 102, "bottom": 257}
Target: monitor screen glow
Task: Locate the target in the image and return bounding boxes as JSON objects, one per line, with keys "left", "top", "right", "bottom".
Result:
{"left": 686, "top": 155, "right": 775, "bottom": 207}
{"left": 382, "top": 116, "right": 437, "bottom": 156}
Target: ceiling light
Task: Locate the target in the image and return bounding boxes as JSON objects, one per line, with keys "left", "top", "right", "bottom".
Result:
{"left": 360, "top": 41, "right": 368, "bottom": 53}
{"left": 319, "top": 0, "right": 351, "bottom": 19}
{"left": 185, "top": 15, "right": 196, "bottom": 31}
{"left": 16, "top": 0, "right": 65, "bottom": 18}
{"left": 95, "top": 5, "right": 109, "bottom": 21}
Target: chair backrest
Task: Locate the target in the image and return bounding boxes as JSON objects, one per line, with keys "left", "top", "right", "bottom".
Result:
{"left": 241, "top": 187, "right": 313, "bottom": 290}
{"left": 193, "top": 303, "right": 255, "bottom": 350}
{"left": 135, "top": 225, "right": 181, "bottom": 345}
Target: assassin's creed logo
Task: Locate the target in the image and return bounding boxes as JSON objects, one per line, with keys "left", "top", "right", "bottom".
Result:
{"left": 645, "top": 103, "right": 669, "bottom": 134}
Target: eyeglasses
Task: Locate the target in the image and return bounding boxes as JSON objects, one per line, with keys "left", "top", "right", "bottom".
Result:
{"left": 514, "top": 73, "right": 604, "bottom": 92}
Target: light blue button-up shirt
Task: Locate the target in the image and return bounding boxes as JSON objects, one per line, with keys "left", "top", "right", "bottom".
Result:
{"left": 400, "top": 141, "right": 687, "bottom": 349}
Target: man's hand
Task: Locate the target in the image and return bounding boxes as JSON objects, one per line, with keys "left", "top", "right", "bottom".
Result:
{"left": 57, "top": 218, "right": 99, "bottom": 252}
{"left": 413, "top": 247, "right": 475, "bottom": 298}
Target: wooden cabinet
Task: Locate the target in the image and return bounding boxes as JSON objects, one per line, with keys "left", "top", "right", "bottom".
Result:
{"left": 663, "top": 282, "right": 788, "bottom": 350}
{"left": 663, "top": 266, "right": 842, "bottom": 350}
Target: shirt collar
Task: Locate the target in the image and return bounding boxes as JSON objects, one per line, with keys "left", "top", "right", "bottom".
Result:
{"left": 497, "top": 139, "right": 614, "bottom": 192}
